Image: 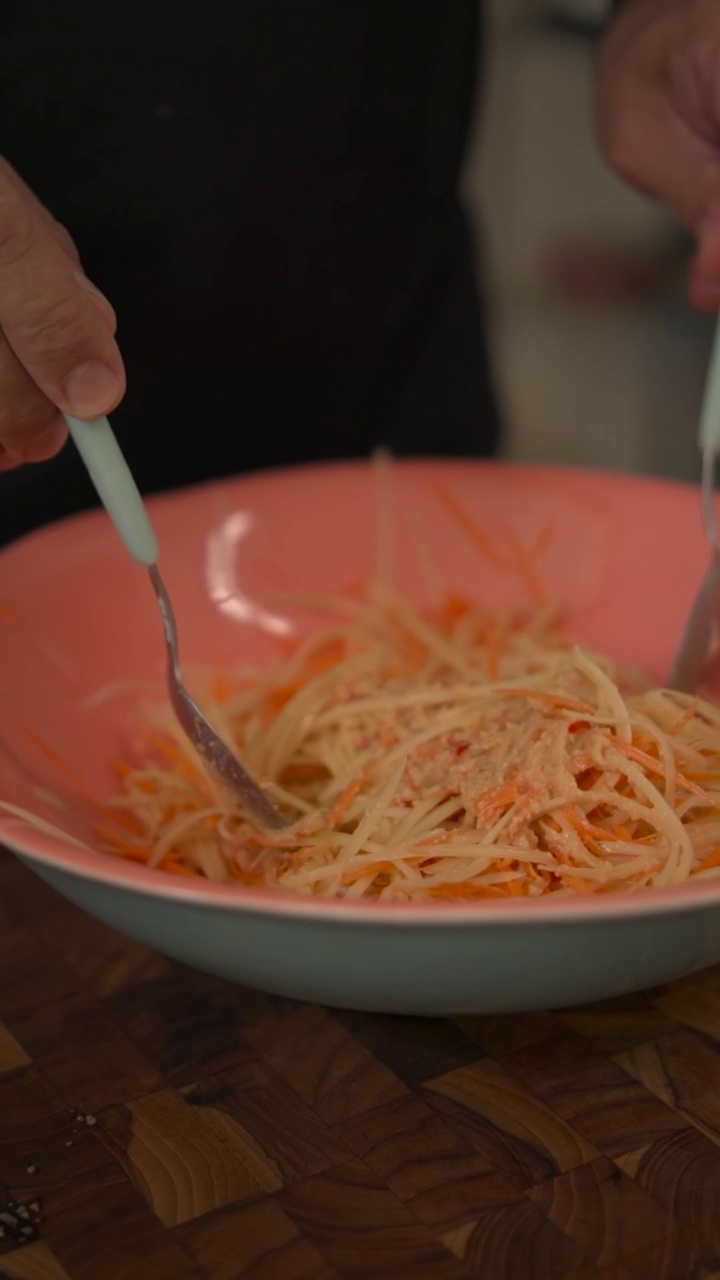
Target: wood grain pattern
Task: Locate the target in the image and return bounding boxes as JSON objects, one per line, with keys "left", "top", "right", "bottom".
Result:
{"left": 242, "top": 1006, "right": 408, "bottom": 1125}
{"left": 100, "top": 1089, "right": 282, "bottom": 1226}
{"left": 276, "top": 1159, "right": 467, "bottom": 1278}
{"left": 647, "top": 984, "right": 720, "bottom": 1043}
{"left": 0, "top": 1027, "right": 30, "bottom": 1076}
{"left": 423, "top": 1057, "right": 597, "bottom": 1188}
{"left": 180, "top": 1199, "right": 341, "bottom": 1280}
{"left": 0, "top": 1065, "right": 200, "bottom": 1280}
{"left": 31, "top": 904, "right": 171, "bottom": 999}
{"left": 502, "top": 1030, "right": 688, "bottom": 1156}
{"left": 2, "top": 848, "right": 720, "bottom": 1277}
{"left": 615, "top": 1031, "right": 720, "bottom": 1142}
{"left": 105, "top": 973, "right": 258, "bottom": 1086}
{"left": 613, "top": 1127, "right": 720, "bottom": 1228}
{"left": 0, "top": 1241, "right": 72, "bottom": 1280}
{"left": 453, "top": 1009, "right": 560, "bottom": 1058}
{"left": 183, "top": 1062, "right": 351, "bottom": 1182}
{"left": 341, "top": 1094, "right": 519, "bottom": 1230}
{"left": 334, "top": 1011, "right": 483, "bottom": 1085}
{"left": 556, "top": 993, "right": 676, "bottom": 1055}
{"left": 0, "top": 930, "right": 77, "bottom": 1024}
{"left": 4, "top": 992, "right": 163, "bottom": 1114}
{"left": 441, "top": 1196, "right": 587, "bottom": 1279}
{"left": 526, "top": 1155, "right": 676, "bottom": 1268}
{"left": 578, "top": 1224, "right": 720, "bottom": 1280}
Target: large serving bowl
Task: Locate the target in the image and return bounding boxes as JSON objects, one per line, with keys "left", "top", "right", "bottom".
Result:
{"left": 0, "top": 459, "right": 716, "bottom": 1015}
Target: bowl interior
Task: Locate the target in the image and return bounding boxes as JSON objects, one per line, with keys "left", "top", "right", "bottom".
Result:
{"left": 0, "top": 459, "right": 707, "bottom": 882}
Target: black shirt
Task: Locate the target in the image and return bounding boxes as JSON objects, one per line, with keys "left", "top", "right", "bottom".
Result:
{"left": 0, "top": 1, "right": 499, "bottom": 544}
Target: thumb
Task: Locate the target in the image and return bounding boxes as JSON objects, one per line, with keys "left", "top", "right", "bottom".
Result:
{"left": 0, "top": 160, "right": 125, "bottom": 418}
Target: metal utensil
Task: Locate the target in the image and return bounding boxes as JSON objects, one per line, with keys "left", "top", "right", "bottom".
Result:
{"left": 64, "top": 413, "right": 286, "bottom": 830}
{"left": 669, "top": 317, "right": 720, "bottom": 695}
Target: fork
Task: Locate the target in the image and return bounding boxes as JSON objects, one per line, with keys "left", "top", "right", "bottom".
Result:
{"left": 64, "top": 413, "right": 286, "bottom": 830}
{"left": 668, "top": 317, "right": 720, "bottom": 695}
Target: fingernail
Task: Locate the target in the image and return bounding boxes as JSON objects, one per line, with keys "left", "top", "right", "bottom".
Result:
{"left": 63, "top": 361, "right": 121, "bottom": 415}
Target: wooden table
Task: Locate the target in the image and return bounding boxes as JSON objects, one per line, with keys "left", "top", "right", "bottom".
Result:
{"left": 1, "top": 849, "right": 720, "bottom": 1280}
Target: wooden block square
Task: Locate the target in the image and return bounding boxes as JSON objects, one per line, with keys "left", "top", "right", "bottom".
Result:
{"left": 183, "top": 1062, "right": 350, "bottom": 1183}
{"left": 342, "top": 1094, "right": 520, "bottom": 1230}
{"left": 423, "top": 1057, "right": 596, "bottom": 1189}
{"left": 99, "top": 1088, "right": 282, "bottom": 1227}
{"left": 241, "top": 1006, "right": 407, "bottom": 1125}
{"left": 502, "top": 1031, "right": 687, "bottom": 1157}
{"left": 0, "top": 1026, "right": 30, "bottom": 1077}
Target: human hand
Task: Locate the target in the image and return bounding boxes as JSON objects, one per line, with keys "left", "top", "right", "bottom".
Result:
{"left": 0, "top": 157, "right": 125, "bottom": 470}
{"left": 596, "top": 0, "right": 720, "bottom": 310}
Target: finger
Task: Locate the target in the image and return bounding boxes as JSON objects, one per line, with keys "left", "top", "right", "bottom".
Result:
{"left": 598, "top": 87, "right": 720, "bottom": 231}
{"left": 0, "top": 413, "right": 67, "bottom": 468}
{"left": 0, "top": 160, "right": 82, "bottom": 266}
{"left": 596, "top": 84, "right": 720, "bottom": 309}
{"left": 0, "top": 329, "right": 68, "bottom": 464}
{"left": 50, "top": 218, "right": 82, "bottom": 266}
{"left": 0, "top": 157, "right": 125, "bottom": 419}
{"left": 73, "top": 270, "right": 118, "bottom": 332}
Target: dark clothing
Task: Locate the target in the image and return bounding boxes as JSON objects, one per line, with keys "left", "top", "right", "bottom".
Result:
{"left": 0, "top": 1, "right": 499, "bottom": 545}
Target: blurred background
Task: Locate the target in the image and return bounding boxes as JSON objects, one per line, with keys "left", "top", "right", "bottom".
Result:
{"left": 465, "top": 0, "right": 712, "bottom": 480}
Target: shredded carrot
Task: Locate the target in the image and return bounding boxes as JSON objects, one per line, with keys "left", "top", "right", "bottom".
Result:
{"left": 506, "top": 878, "right": 525, "bottom": 896}
{"left": 475, "top": 781, "right": 516, "bottom": 824}
{"left": 441, "top": 593, "right": 472, "bottom": 623}
{"left": 330, "top": 774, "right": 366, "bottom": 826}
{"left": 144, "top": 734, "right": 204, "bottom": 784}
{"left": 429, "top": 882, "right": 510, "bottom": 899}
{"left": 157, "top": 854, "right": 199, "bottom": 876}
{"left": 212, "top": 672, "right": 233, "bottom": 704}
{"left": 90, "top": 804, "right": 143, "bottom": 832}
{"left": 565, "top": 875, "right": 594, "bottom": 894}
{"left": 696, "top": 845, "right": 720, "bottom": 873}
{"left": 105, "top": 840, "right": 154, "bottom": 863}
{"left": 615, "top": 740, "right": 717, "bottom": 805}
{"left": 432, "top": 483, "right": 505, "bottom": 568}
{"left": 498, "top": 689, "right": 594, "bottom": 714}
{"left": 669, "top": 701, "right": 700, "bottom": 736}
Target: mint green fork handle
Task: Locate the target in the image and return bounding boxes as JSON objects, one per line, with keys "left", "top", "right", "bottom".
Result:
{"left": 63, "top": 414, "right": 159, "bottom": 567}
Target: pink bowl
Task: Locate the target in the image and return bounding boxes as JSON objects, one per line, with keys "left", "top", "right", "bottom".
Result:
{"left": 0, "top": 459, "right": 717, "bottom": 1014}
